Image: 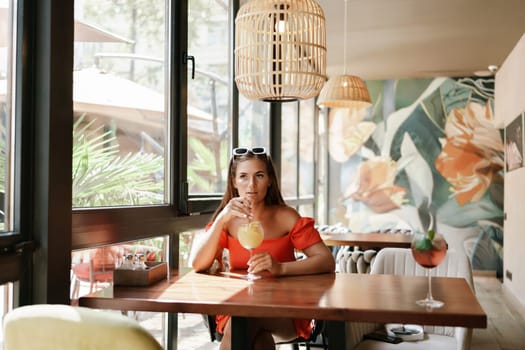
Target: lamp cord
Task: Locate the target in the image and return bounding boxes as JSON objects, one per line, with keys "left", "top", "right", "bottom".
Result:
{"left": 343, "top": 0, "right": 348, "bottom": 75}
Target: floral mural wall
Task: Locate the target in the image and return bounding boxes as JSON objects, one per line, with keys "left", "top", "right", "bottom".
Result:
{"left": 328, "top": 77, "right": 504, "bottom": 275}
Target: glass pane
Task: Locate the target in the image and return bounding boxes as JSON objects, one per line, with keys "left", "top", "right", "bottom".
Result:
{"left": 298, "top": 204, "right": 314, "bottom": 218}
{"left": 69, "top": 234, "right": 217, "bottom": 348}
{"left": 180, "top": 230, "right": 200, "bottom": 272}
{"left": 299, "top": 99, "right": 315, "bottom": 196}
{"left": 0, "top": 0, "right": 16, "bottom": 232}
{"left": 181, "top": 229, "right": 222, "bottom": 272}
{"left": 70, "top": 236, "right": 173, "bottom": 348}
{"left": 238, "top": 95, "right": 270, "bottom": 149}
{"left": 73, "top": 0, "right": 167, "bottom": 208}
{"left": 281, "top": 102, "right": 298, "bottom": 198}
{"left": 70, "top": 236, "right": 167, "bottom": 301}
{"left": 317, "top": 108, "right": 328, "bottom": 225}
{"left": 187, "top": 0, "right": 231, "bottom": 195}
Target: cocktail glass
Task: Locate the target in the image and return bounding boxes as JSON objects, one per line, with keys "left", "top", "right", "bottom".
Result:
{"left": 411, "top": 230, "right": 448, "bottom": 308}
{"left": 238, "top": 221, "right": 264, "bottom": 281}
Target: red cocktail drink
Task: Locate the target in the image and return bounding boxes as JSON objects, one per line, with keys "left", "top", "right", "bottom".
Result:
{"left": 411, "top": 231, "right": 448, "bottom": 309}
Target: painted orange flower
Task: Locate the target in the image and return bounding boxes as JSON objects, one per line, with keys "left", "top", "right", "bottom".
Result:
{"left": 344, "top": 157, "right": 406, "bottom": 213}
{"left": 435, "top": 102, "right": 504, "bottom": 206}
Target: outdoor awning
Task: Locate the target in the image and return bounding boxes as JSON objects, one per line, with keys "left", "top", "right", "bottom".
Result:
{"left": 0, "top": 1, "right": 133, "bottom": 47}
{"left": 73, "top": 68, "right": 222, "bottom": 137}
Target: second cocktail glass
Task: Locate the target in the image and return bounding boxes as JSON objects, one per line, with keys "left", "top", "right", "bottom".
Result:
{"left": 411, "top": 230, "right": 448, "bottom": 308}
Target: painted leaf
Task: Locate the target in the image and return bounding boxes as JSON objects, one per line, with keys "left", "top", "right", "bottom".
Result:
{"left": 398, "top": 132, "right": 434, "bottom": 208}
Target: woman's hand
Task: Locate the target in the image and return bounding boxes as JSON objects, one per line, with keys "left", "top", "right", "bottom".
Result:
{"left": 247, "top": 252, "right": 282, "bottom": 276}
{"left": 217, "top": 196, "right": 253, "bottom": 223}
{"left": 247, "top": 241, "right": 335, "bottom": 277}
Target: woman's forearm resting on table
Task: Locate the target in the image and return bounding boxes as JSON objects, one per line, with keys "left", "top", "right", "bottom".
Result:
{"left": 278, "top": 242, "right": 335, "bottom": 276}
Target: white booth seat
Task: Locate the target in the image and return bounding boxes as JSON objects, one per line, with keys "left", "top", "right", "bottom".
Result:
{"left": 336, "top": 247, "right": 378, "bottom": 274}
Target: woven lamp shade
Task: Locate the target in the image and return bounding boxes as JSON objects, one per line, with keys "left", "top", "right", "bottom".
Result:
{"left": 316, "top": 75, "right": 371, "bottom": 109}
{"left": 235, "top": 0, "right": 326, "bottom": 102}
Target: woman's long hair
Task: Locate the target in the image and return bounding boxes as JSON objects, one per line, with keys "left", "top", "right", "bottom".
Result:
{"left": 211, "top": 151, "right": 286, "bottom": 221}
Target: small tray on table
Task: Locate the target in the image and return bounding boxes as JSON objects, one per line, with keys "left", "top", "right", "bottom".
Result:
{"left": 114, "top": 262, "right": 168, "bottom": 286}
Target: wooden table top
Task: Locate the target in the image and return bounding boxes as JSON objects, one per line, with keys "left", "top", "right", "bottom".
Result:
{"left": 79, "top": 270, "right": 487, "bottom": 329}
{"left": 321, "top": 232, "right": 413, "bottom": 248}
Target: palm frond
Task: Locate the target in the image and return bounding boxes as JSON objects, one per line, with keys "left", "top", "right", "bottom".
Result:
{"left": 72, "top": 115, "right": 164, "bottom": 207}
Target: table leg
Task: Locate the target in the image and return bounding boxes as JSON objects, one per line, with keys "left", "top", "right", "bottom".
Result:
{"left": 231, "top": 316, "right": 249, "bottom": 349}
{"left": 166, "top": 312, "right": 178, "bottom": 350}
{"left": 325, "top": 320, "right": 347, "bottom": 349}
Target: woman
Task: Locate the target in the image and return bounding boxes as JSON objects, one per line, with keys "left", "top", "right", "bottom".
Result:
{"left": 192, "top": 147, "right": 335, "bottom": 350}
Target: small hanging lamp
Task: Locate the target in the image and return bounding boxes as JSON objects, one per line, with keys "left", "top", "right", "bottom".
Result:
{"left": 317, "top": 0, "right": 371, "bottom": 109}
{"left": 234, "top": 0, "right": 327, "bottom": 102}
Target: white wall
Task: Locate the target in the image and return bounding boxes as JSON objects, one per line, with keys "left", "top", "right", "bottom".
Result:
{"left": 495, "top": 33, "right": 525, "bottom": 308}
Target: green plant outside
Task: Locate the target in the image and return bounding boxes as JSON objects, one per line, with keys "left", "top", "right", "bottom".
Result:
{"left": 72, "top": 114, "right": 164, "bottom": 207}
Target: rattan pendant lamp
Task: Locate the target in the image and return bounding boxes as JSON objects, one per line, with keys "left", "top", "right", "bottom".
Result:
{"left": 316, "top": 0, "right": 371, "bottom": 109}
{"left": 234, "top": 0, "right": 327, "bottom": 102}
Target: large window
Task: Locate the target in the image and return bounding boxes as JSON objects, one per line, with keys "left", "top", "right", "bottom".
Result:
{"left": 73, "top": 0, "right": 168, "bottom": 208}
{"left": 238, "top": 95, "right": 270, "bottom": 150}
{"left": 70, "top": 0, "right": 188, "bottom": 283}
{"left": 186, "top": 0, "right": 275, "bottom": 216}
{"left": 0, "top": 0, "right": 15, "bottom": 233}
{"left": 187, "top": 0, "right": 231, "bottom": 196}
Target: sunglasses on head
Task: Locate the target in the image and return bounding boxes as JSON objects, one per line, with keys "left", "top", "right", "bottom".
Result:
{"left": 232, "top": 147, "right": 267, "bottom": 156}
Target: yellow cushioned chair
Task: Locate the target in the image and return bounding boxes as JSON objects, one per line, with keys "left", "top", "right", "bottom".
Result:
{"left": 3, "top": 304, "right": 163, "bottom": 350}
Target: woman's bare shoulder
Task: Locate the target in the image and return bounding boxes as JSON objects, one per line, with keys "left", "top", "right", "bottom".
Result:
{"left": 273, "top": 205, "right": 300, "bottom": 229}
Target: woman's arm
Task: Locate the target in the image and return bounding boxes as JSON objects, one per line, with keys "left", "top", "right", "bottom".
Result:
{"left": 270, "top": 242, "right": 335, "bottom": 276}
{"left": 248, "top": 240, "right": 335, "bottom": 276}
{"left": 191, "top": 217, "right": 226, "bottom": 272}
{"left": 192, "top": 195, "right": 253, "bottom": 272}
{"left": 248, "top": 207, "right": 335, "bottom": 276}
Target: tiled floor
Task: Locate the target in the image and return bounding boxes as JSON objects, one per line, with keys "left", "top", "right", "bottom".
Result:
{"left": 471, "top": 275, "right": 525, "bottom": 350}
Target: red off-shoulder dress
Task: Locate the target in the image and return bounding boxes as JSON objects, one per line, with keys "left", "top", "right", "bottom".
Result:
{"left": 211, "top": 217, "right": 322, "bottom": 339}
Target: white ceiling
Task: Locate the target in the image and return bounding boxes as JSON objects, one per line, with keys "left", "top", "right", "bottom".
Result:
{"left": 317, "top": 0, "right": 525, "bottom": 80}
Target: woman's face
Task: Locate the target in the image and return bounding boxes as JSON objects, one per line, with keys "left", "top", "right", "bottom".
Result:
{"left": 234, "top": 159, "right": 270, "bottom": 202}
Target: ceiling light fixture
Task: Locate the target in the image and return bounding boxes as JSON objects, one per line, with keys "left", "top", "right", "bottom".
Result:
{"left": 488, "top": 65, "right": 499, "bottom": 74}
{"left": 316, "top": 0, "right": 371, "bottom": 109}
{"left": 234, "top": 0, "right": 327, "bottom": 102}
{"left": 474, "top": 64, "right": 499, "bottom": 77}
